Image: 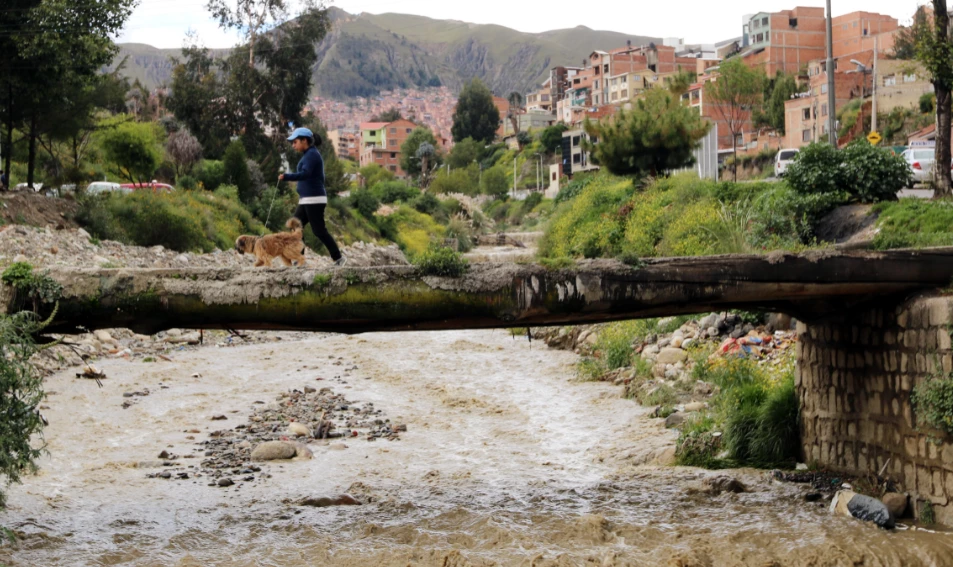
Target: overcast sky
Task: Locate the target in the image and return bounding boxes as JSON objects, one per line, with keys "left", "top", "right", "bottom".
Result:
{"left": 116, "top": 0, "right": 927, "bottom": 49}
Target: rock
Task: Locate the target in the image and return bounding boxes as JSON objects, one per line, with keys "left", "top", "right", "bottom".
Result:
{"left": 830, "top": 490, "right": 895, "bottom": 529}
{"left": 796, "top": 463, "right": 809, "bottom": 471}
{"left": 670, "top": 337, "right": 683, "bottom": 349}
{"left": 642, "top": 344, "right": 661, "bottom": 358}
{"left": 287, "top": 422, "right": 311, "bottom": 437}
{"left": 658, "top": 337, "right": 671, "bottom": 348}
{"left": 292, "top": 442, "right": 314, "bottom": 461}
{"left": 656, "top": 348, "right": 688, "bottom": 365}
{"left": 882, "top": 493, "right": 908, "bottom": 518}
{"left": 94, "top": 330, "right": 117, "bottom": 346}
{"left": 703, "top": 476, "right": 747, "bottom": 494}
{"left": 681, "top": 338, "right": 695, "bottom": 349}
{"left": 251, "top": 441, "right": 299, "bottom": 461}
{"left": 655, "top": 446, "right": 677, "bottom": 466}
{"left": 657, "top": 317, "right": 677, "bottom": 331}
{"left": 707, "top": 326, "right": 719, "bottom": 337}
{"left": 665, "top": 412, "right": 687, "bottom": 428}
{"left": 805, "top": 492, "right": 823, "bottom": 502}
{"left": 77, "top": 228, "right": 91, "bottom": 240}
{"left": 300, "top": 494, "right": 362, "bottom": 507}
{"left": 218, "top": 478, "right": 234, "bottom": 487}
{"left": 730, "top": 328, "right": 745, "bottom": 339}
{"left": 693, "top": 381, "right": 714, "bottom": 396}
{"left": 683, "top": 402, "right": 706, "bottom": 413}
{"left": 698, "top": 313, "right": 718, "bottom": 329}
{"left": 158, "top": 471, "right": 172, "bottom": 479}
{"left": 210, "top": 415, "right": 227, "bottom": 421}
{"left": 157, "top": 450, "right": 170, "bottom": 459}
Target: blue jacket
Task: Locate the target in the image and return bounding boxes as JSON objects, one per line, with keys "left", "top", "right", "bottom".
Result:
{"left": 283, "top": 146, "right": 326, "bottom": 199}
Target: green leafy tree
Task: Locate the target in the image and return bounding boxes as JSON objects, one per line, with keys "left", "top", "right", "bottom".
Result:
{"left": 452, "top": 79, "right": 500, "bottom": 144}
{"left": 481, "top": 165, "right": 509, "bottom": 199}
{"left": 100, "top": 120, "right": 163, "bottom": 184}
{"left": 761, "top": 74, "right": 800, "bottom": 134}
{"left": 893, "top": 6, "right": 929, "bottom": 60}
{"left": 540, "top": 123, "right": 570, "bottom": 154}
{"left": 359, "top": 163, "right": 395, "bottom": 188}
{"left": 167, "top": 44, "right": 232, "bottom": 159}
{"left": 706, "top": 58, "right": 765, "bottom": 181}
{"left": 516, "top": 131, "right": 533, "bottom": 148}
{"left": 447, "top": 137, "right": 481, "bottom": 169}
{"left": 399, "top": 127, "right": 440, "bottom": 177}
{"left": 506, "top": 91, "right": 523, "bottom": 135}
{"left": 583, "top": 88, "right": 710, "bottom": 177}
{"left": 664, "top": 69, "right": 698, "bottom": 97}
{"left": 915, "top": 1, "right": 953, "bottom": 197}
{"left": 0, "top": 0, "right": 136, "bottom": 187}
{"left": 223, "top": 139, "right": 255, "bottom": 204}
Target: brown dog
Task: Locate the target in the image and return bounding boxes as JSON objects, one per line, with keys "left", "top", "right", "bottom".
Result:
{"left": 235, "top": 217, "right": 306, "bottom": 267}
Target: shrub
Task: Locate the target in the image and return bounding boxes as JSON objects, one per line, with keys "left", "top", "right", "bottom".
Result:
{"left": 445, "top": 214, "right": 475, "bottom": 252}
{"left": 912, "top": 371, "right": 953, "bottom": 436}
{"left": 839, "top": 141, "right": 909, "bottom": 202}
{"left": 348, "top": 188, "right": 381, "bottom": 218}
{"left": 785, "top": 143, "right": 843, "bottom": 195}
{"left": 412, "top": 243, "right": 469, "bottom": 277}
{"left": 751, "top": 185, "right": 849, "bottom": 245}
{"left": 77, "top": 188, "right": 263, "bottom": 252}
{"left": 375, "top": 205, "right": 446, "bottom": 256}
{"left": 372, "top": 181, "right": 419, "bottom": 204}
{"left": 412, "top": 192, "right": 441, "bottom": 215}
{"left": 195, "top": 160, "right": 226, "bottom": 191}
{"left": 554, "top": 174, "right": 593, "bottom": 203}
{"left": 920, "top": 93, "right": 936, "bottom": 114}
{"left": 481, "top": 165, "right": 510, "bottom": 199}
{"left": 177, "top": 175, "right": 198, "bottom": 190}
{"left": 787, "top": 141, "right": 909, "bottom": 203}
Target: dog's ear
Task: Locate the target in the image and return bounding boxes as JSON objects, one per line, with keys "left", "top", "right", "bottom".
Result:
{"left": 235, "top": 236, "right": 247, "bottom": 254}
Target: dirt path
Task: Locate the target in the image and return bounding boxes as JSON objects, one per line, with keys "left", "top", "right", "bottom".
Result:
{"left": 1, "top": 330, "right": 952, "bottom": 566}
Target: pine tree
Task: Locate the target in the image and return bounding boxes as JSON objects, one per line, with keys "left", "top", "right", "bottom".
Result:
{"left": 451, "top": 79, "right": 500, "bottom": 144}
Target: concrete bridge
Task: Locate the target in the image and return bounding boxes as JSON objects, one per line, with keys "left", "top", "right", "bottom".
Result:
{"left": 3, "top": 247, "right": 953, "bottom": 524}
{"left": 4, "top": 247, "right": 953, "bottom": 336}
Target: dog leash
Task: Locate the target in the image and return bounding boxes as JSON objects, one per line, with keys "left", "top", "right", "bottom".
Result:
{"left": 263, "top": 180, "right": 281, "bottom": 229}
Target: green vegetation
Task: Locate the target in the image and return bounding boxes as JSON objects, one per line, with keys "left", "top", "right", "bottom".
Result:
{"left": 584, "top": 88, "right": 710, "bottom": 177}
{"left": 912, "top": 370, "right": 953, "bottom": 436}
{"left": 705, "top": 58, "right": 765, "bottom": 180}
{"left": 412, "top": 244, "right": 469, "bottom": 277}
{"left": 451, "top": 78, "right": 500, "bottom": 144}
{"left": 77, "top": 187, "right": 264, "bottom": 252}
{"left": 1, "top": 263, "right": 63, "bottom": 315}
{"left": 872, "top": 199, "right": 953, "bottom": 250}
{"left": 676, "top": 357, "right": 800, "bottom": 468}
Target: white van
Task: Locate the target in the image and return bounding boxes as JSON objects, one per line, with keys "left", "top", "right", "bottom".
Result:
{"left": 774, "top": 148, "right": 800, "bottom": 177}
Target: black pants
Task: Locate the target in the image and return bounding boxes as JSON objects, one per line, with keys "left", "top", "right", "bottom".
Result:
{"left": 294, "top": 203, "right": 342, "bottom": 261}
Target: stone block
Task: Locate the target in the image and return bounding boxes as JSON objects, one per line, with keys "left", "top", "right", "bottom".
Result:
{"left": 901, "top": 374, "right": 912, "bottom": 392}
{"left": 936, "top": 471, "right": 946, "bottom": 498}
{"left": 859, "top": 454, "right": 868, "bottom": 472}
{"left": 930, "top": 442, "right": 939, "bottom": 462}
{"left": 928, "top": 298, "right": 952, "bottom": 326}
{"left": 892, "top": 398, "right": 901, "bottom": 418}
{"left": 872, "top": 333, "right": 881, "bottom": 347}
{"left": 944, "top": 355, "right": 953, "bottom": 374}
{"left": 905, "top": 330, "right": 918, "bottom": 349}
{"left": 941, "top": 330, "right": 953, "bottom": 352}
{"left": 898, "top": 310, "right": 910, "bottom": 329}
{"left": 947, "top": 472, "right": 953, "bottom": 496}
{"left": 860, "top": 327, "right": 871, "bottom": 346}
{"left": 943, "top": 444, "right": 953, "bottom": 468}
{"left": 905, "top": 463, "right": 917, "bottom": 490}
{"left": 885, "top": 330, "right": 896, "bottom": 346}
{"left": 905, "top": 436, "right": 919, "bottom": 459}
{"left": 851, "top": 326, "right": 859, "bottom": 342}
{"left": 919, "top": 466, "right": 934, "bottom": 494}
{"left": 901, "top": 353, "right": 909, "bottom": 373}
{"left": 910, "top": 308, "right": 922, "bottom": 329}
{"left": 920, "top": 437, "right": 928, "bottom": 459}
{"left": 917, "top": 353, "right": 927, "bottom": 373}
{"left": 904, "top": 404, "right": 913, "bottom": 428}
{"left": 833, "top": 328, "right": 841, "bottom": 342}
{"left": 926, "top": 330, "right": 938, "bottom": 351}
{"left": 797, "top": 321, "right": 808, "bottom": 334}
{"left": 871, "top": 393, "right": 882, "bottom": 416}
{"left": 848, "top": 422, "right": 857, "bottom": 437}
{"left": 877, "top": 424, "right": 884, "bottom": 443}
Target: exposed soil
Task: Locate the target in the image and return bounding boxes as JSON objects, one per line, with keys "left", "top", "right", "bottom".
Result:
{"left": 0, "top": 193, "right": 79, "bottom": 229}
{"left": 815, "top": 204, "right": 878, "bottom": 249}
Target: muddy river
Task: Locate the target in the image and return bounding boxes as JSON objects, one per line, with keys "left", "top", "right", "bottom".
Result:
{"left": 2, "top": 330, "right": 952, "bottom": 566}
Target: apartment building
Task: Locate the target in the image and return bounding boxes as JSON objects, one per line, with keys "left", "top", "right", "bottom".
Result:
{"left": 832, "top": 11, "right": 898, "bottom": 61}
{"left": 589, "top": 44, "right": 696, "bottom": 106}
{"left": 783, "top": 59, "right": 866, "bottom": 148}
{"left": 561, "top": 128, "right": 599, "bottom": 176}
{"left": 525, "top": 88, "right": 553, "bottom": 112}
{"left": 493, "top": 96, "right": 510, "bottom": 138}
{"left": 741, "top": 7, "right": 827, "bottom": 76}
{"left": 327, "top": 129, "right": 360, "bottom": 161}
{"left": 359, "top": 119, "right": 419, "bottom": 177}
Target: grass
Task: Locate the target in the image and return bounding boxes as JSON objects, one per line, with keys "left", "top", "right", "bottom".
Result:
{"left": 873, "top": 199, "right": 953, "bottom": 250}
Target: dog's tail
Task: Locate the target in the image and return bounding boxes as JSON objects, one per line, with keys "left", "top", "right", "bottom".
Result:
{"left": 286, "top": 217, "right": 303, "bottom": 236}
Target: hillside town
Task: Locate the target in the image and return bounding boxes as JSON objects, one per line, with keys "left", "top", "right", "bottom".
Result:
{"left": 326, "top": 6, "right": 932, "bottom": 180}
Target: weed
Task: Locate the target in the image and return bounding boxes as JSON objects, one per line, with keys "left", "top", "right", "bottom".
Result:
{"left": 911, "top": 371, "right": 953, "bottom": 436}
{"left": 412, "top": 244, "right": 469, "bottom": 277}
{"left": 920, "top": 501, "right": 936, "bottom": 525}
{"left": 142, "top": 357, "right": 155, "bottom": 363}
{"left": 313, "top": 274, "right": 332, "bottom": 288}
{"left": 643, "top": 384, "right": 678, "bottom": 406}
{"left": 576, "top": 357, "right": 607, "bottom": 381}
{"left": 539, "top": 257, "right": 575, "bottom": 270}
{"left": 343, "top": 272, "right": 361, "bottom": 286}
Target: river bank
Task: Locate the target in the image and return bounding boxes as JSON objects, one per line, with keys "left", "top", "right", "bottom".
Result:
{"left": 3, "top": 329, "right": 953, "bottom": 566}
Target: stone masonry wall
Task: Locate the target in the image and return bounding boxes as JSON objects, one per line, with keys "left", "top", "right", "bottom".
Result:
{"left": 797, "top": 294, "right": 953, "bottom": 525}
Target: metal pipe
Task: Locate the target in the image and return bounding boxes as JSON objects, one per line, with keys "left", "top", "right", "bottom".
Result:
{"left": 872, "top": 35, "right": 878, "bottom": 134}
{"left": 826, "top": 0, "right": 837, "bottom": 145}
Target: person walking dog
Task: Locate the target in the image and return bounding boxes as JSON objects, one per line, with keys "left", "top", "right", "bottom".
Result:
{"left": 279, "top": 127, "right": 346, "bottom": 266}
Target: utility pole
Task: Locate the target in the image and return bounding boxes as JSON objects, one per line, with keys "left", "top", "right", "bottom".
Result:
{"left": 826, "top": 0, "right": 837, "bottom": 145}
{"left": 872, "top": 35, "right": 878, "bottom": 134}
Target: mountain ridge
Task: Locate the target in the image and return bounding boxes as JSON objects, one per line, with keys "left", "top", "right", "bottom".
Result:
{"left": 113, "top": 8, "right": 660, "bottom": 99}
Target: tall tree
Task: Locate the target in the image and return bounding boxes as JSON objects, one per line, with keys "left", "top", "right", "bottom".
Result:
{"left": 0, "top": 0, "right": 135, "bottom": 187}
{"left": 400, "top": 127, "right": 440, "bottom": 178}
{"left": 759, "top": 73, "right": 800, "bottom": 134}
{"left": 915, "top": 1, "right": 953, "bottom": 197}
{"left": 100, "top": 120, "right": 163, "bottom": 184}
{"left": 452, "top": 79, "right": 501, "bottom": 144}
{"left": 371, "top": 107, "right": 403, "bottom": 123}
{"left": 893, "top": 7, "right": 929, "bottom": 60}
{"left": 166, "top": 129, "right": 204, "bottom": 178}
{"left": 167, "top": 45, "right": 231, "bottom": 159}
{"left": 706, "top": 58, "right": 765, "bottom": 181}
{"left": 506, "top": 91, "right": 523, "bottom": 135}
{"left": 206, "top": 0, "right": 322, "bottom": 67}
{"left": 583, "top": 88, "right": 710, "bottom": 177}
{"left": 447, "top": 137, "right": 481, "bottom": 169}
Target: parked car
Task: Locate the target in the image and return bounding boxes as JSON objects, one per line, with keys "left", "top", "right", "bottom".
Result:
{"left": 901, "top": 148, "right": 935, "bottom": 187}
{"left": 85, "top": 182, "right": 129, "bottom": 195}
{"left": 774, "top": 148, "right": 799, "bottom": 177}
{"left": 119, "top": 182, "right": 175, "bottom": 193}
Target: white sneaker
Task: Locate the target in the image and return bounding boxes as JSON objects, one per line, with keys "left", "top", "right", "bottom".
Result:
{"left": 334, "top": 256, "right": 347, "bottom": 267}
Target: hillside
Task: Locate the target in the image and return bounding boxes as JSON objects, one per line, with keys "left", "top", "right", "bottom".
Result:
{"left": 114, "top": 7, "right": 659, "bottom": 98}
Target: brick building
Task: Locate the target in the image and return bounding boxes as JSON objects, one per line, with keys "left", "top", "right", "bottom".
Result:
{"left": 359, "top": 119, "right": 419, "bottom": 177}
{"left": 783, "top": 59, "right": 866, "bottom": 148}
{"left": 327, "top": 129, "right": 360, "bottom": 161}
{"left": 741, "top": 7, "right": 828, "bottom": 76}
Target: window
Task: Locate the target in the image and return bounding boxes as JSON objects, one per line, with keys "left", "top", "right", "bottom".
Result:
{"left": 572, "top": 135, "right": 581, "bottom": 147}
{"left": 765, "top": 31, "right": 770, "bottom": 41}
{"left": 552, "top": 172, "right": 557, "bottom": 181}
{"left": 391, "top": 152, "right": 397, "bottom": 158}
{"left": 821, "top": 83, "right": 828, "bottom": 94}
{"left": 369, "top": 130, "right": 377, "bottom": 136}
{"left": 802, "top": 129, "right": 811, "bottom": 142}
{"left": 762, "top": 16, "right": 768, "bottom": 25}
{"left": 388, "top": 165, "right": 397, "bottom": 172}
{"left": 389, "top": 140, "right": 397, "bottom": 147}
{"left": 390, "top": 127, "right": 397, "bottom": 133}
{"left": 735, "top": 134, "right": 744, "bottom": 146}
{"left": 884, "top": 74, "right": 896, "bottom": 86}
{"left": 822, "top": 104, "right": 828, "bottom": 116}
{"left": 573, "top": 153, "right": 581, "bottom": 163}
{"left": 802, "top": 108, "right": 810, "bottom": 120}
{"left": 603, "top": 64, "right": 609, "bottom": 73}
{"left": 904, "top": 74, "right": 917, "bottom": 83}
{"left": 621, "top": 89, "right": 628, "bottom": 98}
{"left": 611, "top": 92, "right": 618, "bottom": 101}
{"left": 406, "top": 128, "right": 412, "bottom": 133}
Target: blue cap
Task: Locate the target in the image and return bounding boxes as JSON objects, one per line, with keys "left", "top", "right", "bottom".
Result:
{"left": 287, "top": 127, "right": 313, "bottom": 141}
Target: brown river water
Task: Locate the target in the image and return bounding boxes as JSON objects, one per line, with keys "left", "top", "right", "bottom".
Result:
{"left": 2, "top": 329, "right": 952, "bottom": 567}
